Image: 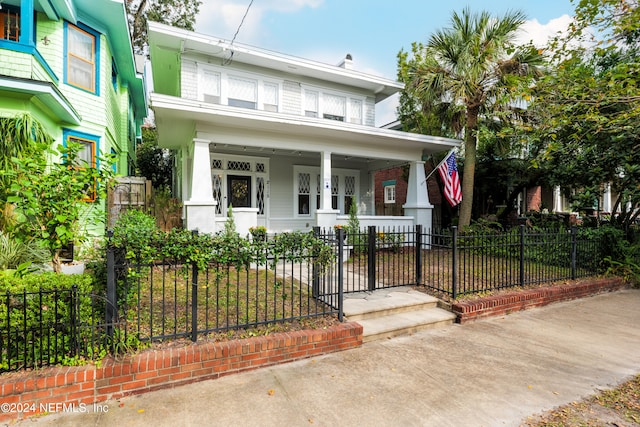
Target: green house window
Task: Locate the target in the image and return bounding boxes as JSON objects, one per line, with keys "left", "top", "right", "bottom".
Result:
{"left": 66, "top": 23, "right": 97, "bottom": 93}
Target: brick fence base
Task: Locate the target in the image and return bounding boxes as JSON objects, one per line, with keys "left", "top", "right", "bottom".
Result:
{"left": 0, "top": 322, "right": 362, "bottom": 423}
{"left": 451, "top": 277, "right": 627, "bottom": 324}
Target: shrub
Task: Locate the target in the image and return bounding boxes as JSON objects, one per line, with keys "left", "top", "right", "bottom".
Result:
{"left": 0, "top": 231, "right": 49, "bottom": 273}
{"left": 0, "top": 272, "right": 98, "bottom": 370}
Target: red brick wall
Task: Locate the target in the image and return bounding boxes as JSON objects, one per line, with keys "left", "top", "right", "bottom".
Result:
{"left": 0, "top": 323, "right": 362, "bottom": 423}
{"left": 451, "top": 278, "right": 626, "bottom": 324}
{"left": 374, "top": 164, "right": 442, "bottom": 215}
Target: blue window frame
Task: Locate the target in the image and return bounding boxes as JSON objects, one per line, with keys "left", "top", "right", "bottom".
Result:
{"left": 64, "top": 22, "right": 100, "bottom": 95}
{"left": 63, "top": 129, "right": 101, "bottom": 201}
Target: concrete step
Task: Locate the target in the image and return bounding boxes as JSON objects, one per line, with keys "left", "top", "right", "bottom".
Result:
{"left": 343, "top": 286, "right": 456, "bottom": 342}
{"left": 357, "top": 308, "right": 457, "bottom": 343}
{"left": 343, "top": 287, "right": 439, "bottom": 321}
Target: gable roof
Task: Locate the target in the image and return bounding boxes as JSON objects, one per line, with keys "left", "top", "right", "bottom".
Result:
{"left": 147, "top": 21, "right": 402, "bottom": 103}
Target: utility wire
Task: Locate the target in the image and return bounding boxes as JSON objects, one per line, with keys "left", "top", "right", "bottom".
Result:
{"left": 224, "top": 0, "right": 254, "bottom": 65}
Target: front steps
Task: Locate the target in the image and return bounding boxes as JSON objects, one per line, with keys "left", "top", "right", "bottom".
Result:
{"left": 343, "top": 286, "right": 456, "bottom": 343}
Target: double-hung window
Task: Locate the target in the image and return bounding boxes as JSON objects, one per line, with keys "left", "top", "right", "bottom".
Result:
{"left": 302, "top": 88, "right": 364, "bottom": 124}
{"left": 228, "top": 76, "right": 257, "bottom": 109}
{"left": 64, "top": 130, "right": 99, "bottom": 201}
{"left": 66, "top": 23, "right": 98, "bottom": 94}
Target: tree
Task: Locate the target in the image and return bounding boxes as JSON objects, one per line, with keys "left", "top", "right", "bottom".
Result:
{"left": 126, "top": 0, "right": 202, "bottom": 54}
{"left": 399, "top": 8, "right": 544, "bottom": 227}
{"left": 521, "top": 0, "right": 640, "bottom": 230}
{"left": 0, "top": 114, "right": 49, "bottom": 201}
{"left": 135, "top": 126, "right": 173, "bottom": 190}
{"left": 8, "top": 142, "right": 114, "bottom": 272}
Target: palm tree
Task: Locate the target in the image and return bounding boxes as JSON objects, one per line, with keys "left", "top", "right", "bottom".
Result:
{"left": 407, "top": 7, "right": 544, "bottom": 227}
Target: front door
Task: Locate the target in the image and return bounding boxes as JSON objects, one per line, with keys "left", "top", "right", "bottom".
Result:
{"left": 227, "top": 175, "right": 251, "bottom": 208}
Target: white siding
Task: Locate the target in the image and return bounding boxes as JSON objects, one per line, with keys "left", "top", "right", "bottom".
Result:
{"left": 282, "top": 80, "right": 301, "bottom": 115}
{"left": 181, "top": 59, "right": 198, "bottom": 100}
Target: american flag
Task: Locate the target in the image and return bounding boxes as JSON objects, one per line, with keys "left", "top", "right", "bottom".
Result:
{"left": 437, "top": 151, "right": 462, "bottom": 207}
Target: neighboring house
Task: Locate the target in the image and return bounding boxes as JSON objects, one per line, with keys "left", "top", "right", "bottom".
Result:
{"left": 148, "top": 21, "right": 459, "bottom": 235}
{"left": 0, "top": 0, "right": 147, "bottom": 234}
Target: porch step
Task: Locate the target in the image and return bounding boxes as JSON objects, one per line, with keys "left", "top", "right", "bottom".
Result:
{"left": 343, "top": 287, "right": 456, "bottom": 343}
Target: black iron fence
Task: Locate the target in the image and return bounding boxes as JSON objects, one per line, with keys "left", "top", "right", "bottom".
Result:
{"left": 106, "top": 236, "right": 342, "bottom": 344}
{"left": 1, "top": 224, "right": 612, "bottom": 372}
{"left": 0, "top": 286, "right": 119, "bottom": 372}
{"left": 320, "top": 224, "right": 602, "bottom": 299}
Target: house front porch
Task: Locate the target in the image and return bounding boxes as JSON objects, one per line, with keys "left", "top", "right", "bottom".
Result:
{"left": 151, "top": 94, "right": 460, "bottom": 236}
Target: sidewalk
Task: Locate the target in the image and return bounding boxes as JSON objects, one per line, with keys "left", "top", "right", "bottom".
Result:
{"left": 16, "top": 289, "right": 640, "bottom": 427}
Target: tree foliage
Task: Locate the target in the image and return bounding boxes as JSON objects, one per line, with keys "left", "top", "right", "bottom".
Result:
{"left": 126, "top": 0, "right": 202, "bottom": 54}
{"left": 520, "top": 0, "right": 640, "bottom": 229}
{"left": 398, "top": 7, "right": 545, "bottom": 227}
{"left": 0, "top": 114, "right": 50, "bottom": 201}
{"left": 135, "top": 126, "right": 173, "bottom": 190}
{"left": 7, "top": 143, "right": 114, "bottom": 272}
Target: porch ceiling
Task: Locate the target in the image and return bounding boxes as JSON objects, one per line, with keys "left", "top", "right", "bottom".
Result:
{"left": 151, "top": 93, "right": 460, "bottom": 162}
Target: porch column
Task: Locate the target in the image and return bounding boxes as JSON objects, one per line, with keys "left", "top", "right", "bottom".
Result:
{"left": 316, "top": 151, "right": 338, "bottom": 228}
{"left": 553, "top": 186, "right": 562, "bottom": 213}
{"left": 403, "top": 161, "right": 434, "bottom": 230}
{"left": 183, "top": 139, "right": 217, "bottom": 234}
{"left": 602, "top": 183, "right": 612, "bottom": 213}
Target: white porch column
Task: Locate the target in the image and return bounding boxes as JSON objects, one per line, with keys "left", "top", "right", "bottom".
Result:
{"left": 183, "top": 139, "right": 217, "bottom": 234}
{"left": 403, "top": 161, "right": 433, "bottom": 231}
{"left": 316, "top": 151, "right": 338, "bottom": 228}
{"left": 553, "top": 186, "right": 562, "bottom": 213}
{"left": 602, "top": 183, "right": 612, "bottom": 213}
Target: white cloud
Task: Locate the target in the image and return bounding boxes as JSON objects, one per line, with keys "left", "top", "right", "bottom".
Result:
{"left": 515, "top": 14, "right": 573, "bottom": 48}
{"left": 195, "top": 0, "right": 323, "bottom": 42}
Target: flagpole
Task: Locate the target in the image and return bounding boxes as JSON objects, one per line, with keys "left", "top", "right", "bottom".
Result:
{"left": 421, "top": 148, "right": 455, "bottom": 185}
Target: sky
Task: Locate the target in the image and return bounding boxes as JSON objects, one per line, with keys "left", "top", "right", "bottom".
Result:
{"left": 193, "top": 0, "right": 578, "bottom": 125}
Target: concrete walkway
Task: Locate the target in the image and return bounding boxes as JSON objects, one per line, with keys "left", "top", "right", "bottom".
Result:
{"left": 17, "top": 289, "right": 640, "bottom": 427}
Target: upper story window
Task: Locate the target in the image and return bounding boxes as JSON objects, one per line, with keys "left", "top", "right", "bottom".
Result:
{"left": 302, "top": 87, "right": 364, "bottom": 125}
{"left": 304, "top": 90, "right": 318, "bottom": 118}
{"left": 323, "top": 94, "right": 346, "bottom": 122}
{"left": 228, "top": 76, "right": 257, "bottom": 109}
{"left": 65, "top": 23, "right": 99, "bottom": 94}
{"left": 197, "top": 64, "right": 280, "bottom": 112}
{"left": 0, "top": 8, "right": 20, "bottom": 41}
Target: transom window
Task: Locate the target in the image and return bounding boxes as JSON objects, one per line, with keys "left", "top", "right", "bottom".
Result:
{"left": 66, "top": 23, "right": 98, "bottom": 94}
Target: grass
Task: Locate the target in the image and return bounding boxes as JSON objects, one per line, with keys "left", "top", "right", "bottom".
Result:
{"left": 522, "top": 374, "right": 640, "bottom": 426}
{"left": 344, "top": 247, "right": 595, "bottom": 302}
{"left": 122, "top": 264, "right": 336, "bottom": 341}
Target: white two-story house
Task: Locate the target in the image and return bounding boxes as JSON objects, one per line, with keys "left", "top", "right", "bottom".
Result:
{"left": 147, "top": 21, "right": 459, "bottom": 235}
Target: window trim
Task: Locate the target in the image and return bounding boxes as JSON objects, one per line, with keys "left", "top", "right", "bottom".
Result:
{"left": 63, "top": 129, "right": 100, "bottom": 202}
{"left": 64, "top": 22, "right": 100, "bottom": 95}
{"left": 197, "top": 63, "right": 282, "bottom": 113}
{"left": 384, "top": 184, "right": 396, "bottom": 204}
{"left": 293, "top": 166, "right": 359, "bottom": 217}
{"left": 301, "top": 85, "right": 365, "bottom": 125}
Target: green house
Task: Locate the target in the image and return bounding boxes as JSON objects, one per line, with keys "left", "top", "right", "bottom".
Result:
{"left": 0, "top": 0, "right": 146, "bottom": 233}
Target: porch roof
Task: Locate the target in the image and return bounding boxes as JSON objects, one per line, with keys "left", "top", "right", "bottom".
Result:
{"left": 150, "top": 93, "right": 461, "bottom": 161}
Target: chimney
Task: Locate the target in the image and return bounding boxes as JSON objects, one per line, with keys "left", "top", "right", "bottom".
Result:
{"left": 338, "top": 53, "right": 353, "bottom": 69}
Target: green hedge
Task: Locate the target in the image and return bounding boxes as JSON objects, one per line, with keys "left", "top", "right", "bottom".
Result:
{"left": 0, "top": 272, "right": 98, "bottom": 371}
